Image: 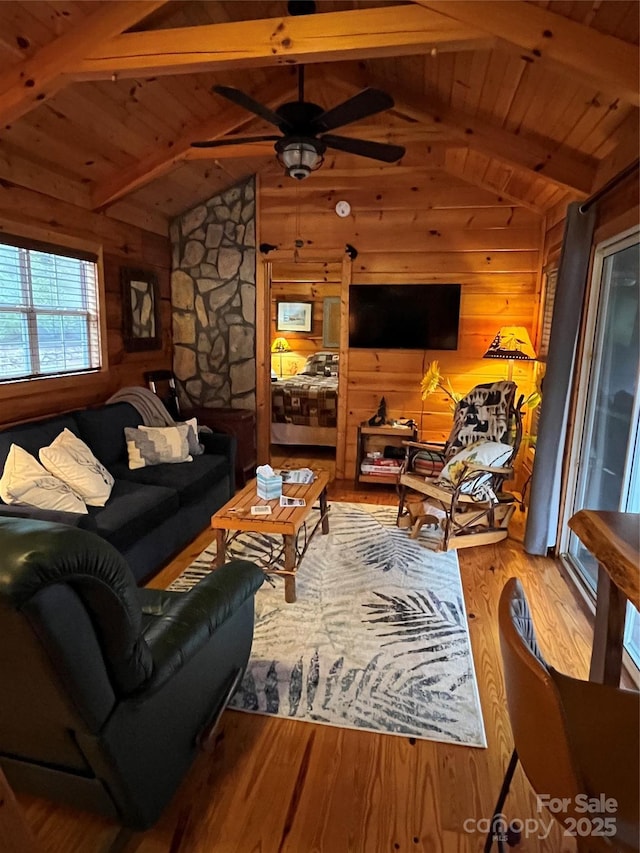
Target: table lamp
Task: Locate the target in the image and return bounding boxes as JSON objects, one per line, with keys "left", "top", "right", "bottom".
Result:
{"left": 482, "top": 326, "right": 536, "bottom": 380}
{"left": 271, "top": 336, "right": 291, "bottom": 378}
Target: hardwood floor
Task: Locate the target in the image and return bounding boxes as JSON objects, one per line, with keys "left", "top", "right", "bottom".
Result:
{"left": 16, "top": 479, "right": 595, "bottom": 853}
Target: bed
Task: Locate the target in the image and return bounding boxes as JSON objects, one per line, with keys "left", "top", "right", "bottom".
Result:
{"left": 271, "top": 352, "right": 339, "bottom": 446}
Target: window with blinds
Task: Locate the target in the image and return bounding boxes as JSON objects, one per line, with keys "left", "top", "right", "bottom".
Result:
{"left": 0, "top": 235, "right": 101, "bottom": 382}
{"left": 530, "top": 268, "right": 558, "bottom": 440}
{"left": 538, "top": 269, "right": 557, "bottom": 360}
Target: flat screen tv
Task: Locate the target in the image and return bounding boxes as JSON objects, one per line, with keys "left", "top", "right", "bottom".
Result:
{"left": 349, "top": 284, "right": 461, "bottom": 350}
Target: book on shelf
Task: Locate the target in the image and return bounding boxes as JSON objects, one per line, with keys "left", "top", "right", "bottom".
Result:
{"left": 360, "top": 459, "right": 402, "bottom": 475}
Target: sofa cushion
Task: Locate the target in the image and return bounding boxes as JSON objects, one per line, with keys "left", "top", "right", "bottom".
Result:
{"left": 73, "top": 404, "right": 143, "bottom": 468}
{"left": 110, "top": 453, "right": 229, "bottom": 506}
{"left": 437, "top": 439, "right": 513, "bottom": 499}
{"left": 86, "top": 479, "right": 179, "bottom": 551}
{"left": 0, "top": 414, "right": 80, "bottom": 475}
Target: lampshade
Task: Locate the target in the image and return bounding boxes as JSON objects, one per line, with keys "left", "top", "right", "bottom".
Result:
{"left": 275, "top": 137, "right": 325, "bottom": 180}
{"left": 271, "top": 336, "right": 291, "bottom": 354}
{"left": 482, "top": 326, "right": 537, "bottom": 361}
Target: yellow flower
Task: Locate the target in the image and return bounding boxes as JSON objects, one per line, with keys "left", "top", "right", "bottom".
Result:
{"left": 420, "top": 360, "right": 442, "bottom": 400}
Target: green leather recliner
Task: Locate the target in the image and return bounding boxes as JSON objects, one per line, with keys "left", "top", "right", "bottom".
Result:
{"left": 0, "top": 516, "right": 264, "bottom": 829}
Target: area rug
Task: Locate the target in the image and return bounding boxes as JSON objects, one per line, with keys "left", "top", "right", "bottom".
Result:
{"left": 170, "top": 502, "right": 486, "bottom": 747}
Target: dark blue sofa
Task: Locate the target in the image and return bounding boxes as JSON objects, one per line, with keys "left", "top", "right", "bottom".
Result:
{"left": 0, "top": 403, "right": 236, "bottom": 584}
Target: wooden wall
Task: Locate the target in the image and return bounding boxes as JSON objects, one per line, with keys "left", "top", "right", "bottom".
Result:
{"left": 0, "top": 183, "right": 171, "bottom": 426}
{"left": 260, "top": 161, "right": 543, "bottom": 478}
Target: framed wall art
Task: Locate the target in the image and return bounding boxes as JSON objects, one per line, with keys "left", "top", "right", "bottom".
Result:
{"left": 276, "top": 301, "right": 313, "bottom": 333}
{"left": 121, "top": 267, "right": 161, "bottom": 351}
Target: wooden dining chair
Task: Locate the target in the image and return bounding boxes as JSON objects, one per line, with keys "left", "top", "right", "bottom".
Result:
{"left": 487, "top": 578, "right": 640, "bottom": 852}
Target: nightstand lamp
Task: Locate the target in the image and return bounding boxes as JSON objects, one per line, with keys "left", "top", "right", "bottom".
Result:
{"left": 271, "top": 336, "right": 291, "bottom": 378}
{"left": 482, "top": 326, "right": 536, "bottom": 380}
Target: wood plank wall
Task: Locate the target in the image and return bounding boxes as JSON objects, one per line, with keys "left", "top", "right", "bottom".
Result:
{"left": 260, "top": 164, "right": 543, "bottom": 478}
{"left": 0, "top": 183, "right": 171, "bottom": 426}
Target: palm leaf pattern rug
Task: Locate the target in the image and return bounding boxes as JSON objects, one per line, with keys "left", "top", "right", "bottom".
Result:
{"left": 171, "top": 501, "right": 486, "bottom": 747}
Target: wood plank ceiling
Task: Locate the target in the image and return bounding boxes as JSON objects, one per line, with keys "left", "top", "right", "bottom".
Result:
{"left": 0, "top": 0, "right": 637, "bottom": 233}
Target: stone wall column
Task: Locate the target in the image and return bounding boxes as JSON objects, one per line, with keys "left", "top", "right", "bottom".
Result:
{"left": 169, "top": 177, "right": 256, "bottom": 410}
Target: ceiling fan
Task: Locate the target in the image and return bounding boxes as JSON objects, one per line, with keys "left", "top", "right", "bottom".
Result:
{"left": 191, "top": 65, "right": 406, "bottom": 180}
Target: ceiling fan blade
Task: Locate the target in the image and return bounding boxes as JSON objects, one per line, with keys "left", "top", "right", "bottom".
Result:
{"left": 191, "top": 135, "right": 280, "bottom": 148}
{"left": 312, "top": 89, "right": 395, "bottom": 133}
{"left": 321, "top": 134, "right": 405, "bottom": 163}
{"left": 212, "top": 85, "right": 292, "bottom": 131}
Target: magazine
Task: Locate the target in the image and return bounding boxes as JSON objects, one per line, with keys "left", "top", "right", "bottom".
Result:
{"left": 280, "top": 495, "right": 306, "bottom": 507}
{"left": 278, "top": 467, "right": 315, "bottom": 485}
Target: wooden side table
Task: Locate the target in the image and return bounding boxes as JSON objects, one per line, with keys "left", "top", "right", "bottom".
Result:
{"left": 187, "top": 407, "right": 257, "bottom": 488}
{"left": 356, "top": 422, "right": 417, "bottom": 485}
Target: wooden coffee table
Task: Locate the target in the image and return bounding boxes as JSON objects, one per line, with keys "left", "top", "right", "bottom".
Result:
{"left": 210, "top": 469, "right": 330, "bottom": 603}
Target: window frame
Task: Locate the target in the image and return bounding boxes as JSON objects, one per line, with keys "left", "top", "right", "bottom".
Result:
{"left": 0, "top": 227, "right": 108, "bottom": 394}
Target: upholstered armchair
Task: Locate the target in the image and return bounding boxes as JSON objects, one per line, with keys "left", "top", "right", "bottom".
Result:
{"left": 0, "top": 517, "right": 264, "bottom": 829}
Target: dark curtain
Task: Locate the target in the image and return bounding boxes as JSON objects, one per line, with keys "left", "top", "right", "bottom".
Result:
{"left": 524, "top": 202, "right": 596, "bottom": 555}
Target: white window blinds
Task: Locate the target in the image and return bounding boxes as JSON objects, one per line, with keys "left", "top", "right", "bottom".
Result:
{"left": 538, "top": 269, "right": 558, "bottom": 359}
{"left": 531, "top": 269, "right": 558, "bottom": 438}
{"left": 0, "top": 235, "right": 101, "bottom": 381}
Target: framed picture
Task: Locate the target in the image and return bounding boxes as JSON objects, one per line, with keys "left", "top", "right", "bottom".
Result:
{"left": 322, "top": 297, "right": 341, "bottom": 348}
{"left": 277, "top": 301, "right": 313, "bottom": 332}
{"left": 120, "top": 267, "right": 161, "bottom": 352}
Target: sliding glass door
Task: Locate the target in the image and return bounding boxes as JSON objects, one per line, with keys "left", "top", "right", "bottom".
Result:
{"left": 564, "top": 227, "right": 639, "bottom": 665}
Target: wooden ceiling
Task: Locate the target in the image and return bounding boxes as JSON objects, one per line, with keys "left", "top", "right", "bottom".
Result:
{"left": 0, "top": 0, "right": 637, "bottom": 233}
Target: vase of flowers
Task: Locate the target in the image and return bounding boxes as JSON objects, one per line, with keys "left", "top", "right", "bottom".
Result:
{"left": 420, "top": 360, "right": 462, "bottom": 408}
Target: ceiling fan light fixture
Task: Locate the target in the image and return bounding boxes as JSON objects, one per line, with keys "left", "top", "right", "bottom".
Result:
{"left": 275, "top": 137, "right": 325, "bottom": 180}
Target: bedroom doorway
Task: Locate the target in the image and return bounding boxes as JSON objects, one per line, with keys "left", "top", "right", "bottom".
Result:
{"left": 256, "top": 256, "right": 351, "bottom": 479}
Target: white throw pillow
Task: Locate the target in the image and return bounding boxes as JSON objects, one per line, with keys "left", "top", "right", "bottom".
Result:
{"left": 0, "top": 444, "right": 87, "bottom": 514}
{"left": 438, "top": 440, "right": 513, "bottom": 497}
{"left": 40, "top": 428, "right": 114, "bottom": 507}
{"left": 125, "top": 424, "right": 193, "bottom": 470}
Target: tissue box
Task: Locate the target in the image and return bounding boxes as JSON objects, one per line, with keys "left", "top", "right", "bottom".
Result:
{"left": 256, "top": 471, "right": 282, "bottom": 500}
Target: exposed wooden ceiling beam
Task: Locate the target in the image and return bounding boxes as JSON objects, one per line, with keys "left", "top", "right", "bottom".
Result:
{"left": 73, "top": 6, "right": 493, "bottom": 81}
{"left": 0, "top": 1, "right": 168, "bottom": 126}
{"left": 185, "top": 142, "right": 279, "bottom": 161}
{"left": 593, "top": 110, "right": 640, "bottom": 190}
{"left": 414, "top": 0, "right": 640, "bottom": 107}
{"left": 393, "top": 95, "right": 595, "bottom": 195}
{"left": 328, "top": 70, "right": 596, "bottom": 194}
{"left": 92, "top": 78, "right": 297, "bottom": 210}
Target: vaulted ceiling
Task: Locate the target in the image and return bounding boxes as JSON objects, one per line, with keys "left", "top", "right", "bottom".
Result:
{"left": 0, "top": 0, "right": 637, "bottom": 233}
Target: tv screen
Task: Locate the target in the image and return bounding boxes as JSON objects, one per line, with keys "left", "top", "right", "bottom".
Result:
{"left": 349, "top": 284, "right": 461, "bottom": 350}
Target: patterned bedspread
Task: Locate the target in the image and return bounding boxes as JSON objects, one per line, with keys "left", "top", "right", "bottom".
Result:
{"left": 271, "top": 374, "right": 338, "bottom": 427}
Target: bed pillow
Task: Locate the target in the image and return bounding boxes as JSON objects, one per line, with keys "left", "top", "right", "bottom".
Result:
{"left": 125, "top": 424, "right": 193, "bottom": 470}
{"left": 0, "top": 444, "right": 88, "bottom": 514}
{"left": 39, "top": 428, "right": 114, "bottom": 507}
{"left": 438, "top": 440, "right": 513, "bottom": 497}
{"left": 299, "top": 352, "right": 339, "bottom": 376}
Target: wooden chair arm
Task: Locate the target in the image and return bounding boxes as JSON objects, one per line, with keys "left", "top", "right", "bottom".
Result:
{"left": 462, "top": 463, "right": 513, "bottom": 476}
{"left": 401, "top": 440, "right": 446, "bottom": 452}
